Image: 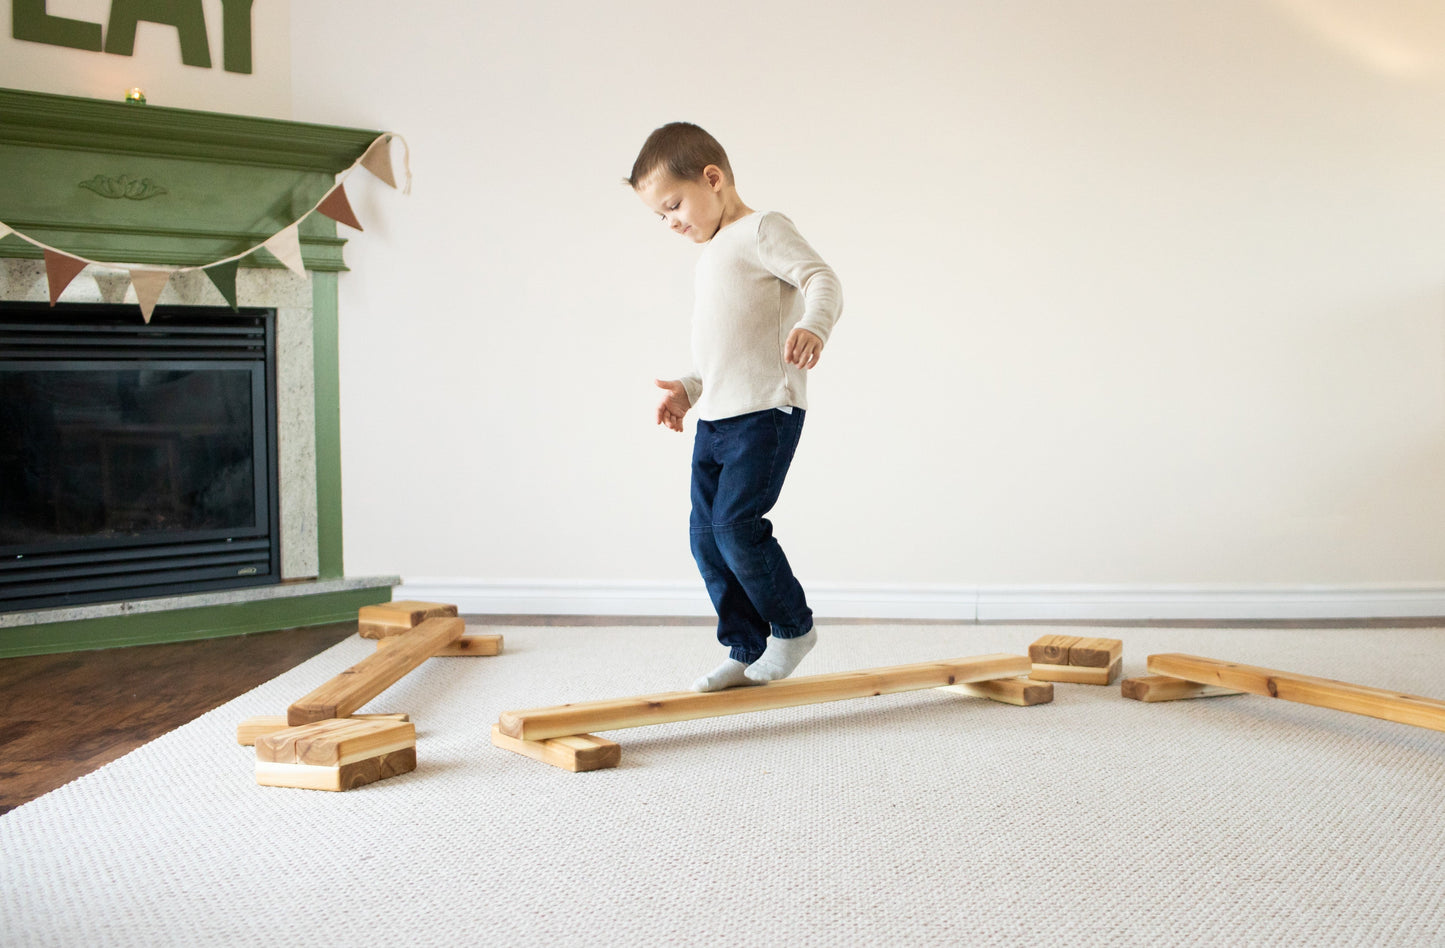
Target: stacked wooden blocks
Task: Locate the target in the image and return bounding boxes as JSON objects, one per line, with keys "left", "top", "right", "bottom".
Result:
{"left": 237, "top": 600, "right": 501, "bottom": 792}
{"left": 360, "top": 600, "right": 504, "bottom": 656}
{"left": 1028, "top": 635, "right": 1123, "bottom": 685}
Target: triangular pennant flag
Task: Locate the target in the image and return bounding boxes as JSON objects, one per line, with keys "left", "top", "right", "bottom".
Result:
{"left": 359, "top": 134, "right": 397, "bottom": 189}
{"left": 316, "top": 184, "right": 364, "bottom": 232}
{"left": 128, "top": 269, "right": 170, "bottom": 323}
{"left": 44, "top": 249, "right": 89, "bottom": 306}
{"left": 203, "top": 259, "right": 241, "bottom": 311}
{"left": 0, "top": 222, "right": 13, "bottom": 241}
{"left": 263, "top": 224, "right": 307, "bottom": 276}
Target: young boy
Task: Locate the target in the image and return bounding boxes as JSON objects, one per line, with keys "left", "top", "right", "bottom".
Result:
{"left": 627, "top": 122, "right": 842, "bottom": 692}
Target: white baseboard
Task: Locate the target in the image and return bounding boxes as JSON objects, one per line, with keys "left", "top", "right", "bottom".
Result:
{"left": 393, "top": 579, "right": 1445, "bottom": 622}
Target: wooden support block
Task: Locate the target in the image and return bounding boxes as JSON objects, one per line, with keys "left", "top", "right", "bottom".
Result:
{"left": 357, "top": 600, "right": 459, "bottom": 639}
{"left": 1030, "top": 658, "right": 1122, "bottom": 685}
{"left": 1120, "top": 675, "right": 1242, "bottom": 703}
{"left": 256, "top": 748, "right": 418, "bottom": 791}
{"left": 236, "top": 712, "right": 409, "bottom": 746}
{"left": 490, "top": 725, "right": 621, "bottom": 772}
{"left": 288, "top": 616, "right": 465, "bottom": 726}
{"left": 255, "top": 717, "right": 417, "bottom": 791}
{"left": 1028, "top": 635, "right": 1081, "bottom": 665}
{"left": 1068, "top": 637, "right": 1123, "bottom": 668}
{"left": 497, "top": 653, "right": 1032, "bottom": 742}
{"left": 938, "top": 676, "right": 1054, "bottom": 707}
{"left": 1146, "top": 653, "right": 1445, "bottom": 733}
{"left": 376, "top": 632, "right": 502, "bottom": 657}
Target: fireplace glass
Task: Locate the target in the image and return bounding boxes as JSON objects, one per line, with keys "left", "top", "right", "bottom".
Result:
{"left": 0, "top": 303, "right": 280, "bottom": 610}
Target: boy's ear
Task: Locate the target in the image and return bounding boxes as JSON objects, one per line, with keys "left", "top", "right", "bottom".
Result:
{"left": 703, "top": 164, "right": 727, "bottom": 191}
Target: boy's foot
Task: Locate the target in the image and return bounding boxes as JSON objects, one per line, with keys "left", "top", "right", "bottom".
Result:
{"left": 692, "top": 658, "right": 761, "bottom": 693}
{"left": 744, "top": 628, "right": 817, "bottom": 683}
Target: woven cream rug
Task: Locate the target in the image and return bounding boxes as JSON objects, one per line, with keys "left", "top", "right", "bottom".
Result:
{"left": 3, "top": 623, "right": 1443, "bottom": 946}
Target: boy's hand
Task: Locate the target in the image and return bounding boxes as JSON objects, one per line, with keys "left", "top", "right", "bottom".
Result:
{"left": 654, "top": 379, "right": 691, "bottom": 432}
{"left": 785, "top": 328, "right": 823, "bottom": 369}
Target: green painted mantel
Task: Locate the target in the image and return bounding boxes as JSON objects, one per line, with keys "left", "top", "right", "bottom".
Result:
{"left": 0, "top": 88, "right": 396, "bottom": 656}
{"left": 0, "top": 86, "right": 381, "bottom": 270}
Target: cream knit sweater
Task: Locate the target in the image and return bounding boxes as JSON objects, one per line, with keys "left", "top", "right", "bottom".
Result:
{"left": 678, "top": 211, "right": 843, "bottom": 422}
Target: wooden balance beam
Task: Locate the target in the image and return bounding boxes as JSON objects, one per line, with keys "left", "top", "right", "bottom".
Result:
{"left": 287, "top": 616, "right": 465, "bottom": 726}
{"left": 493, "top": 653, "right": 1038, "bottom": 770}
{"left": 1136, "top": 653, "right": 1445, "bottom": 733}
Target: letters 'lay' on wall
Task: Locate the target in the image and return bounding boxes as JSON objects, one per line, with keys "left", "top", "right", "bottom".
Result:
{"left": 13, "top": 0, "right": 255, "bottom": 74}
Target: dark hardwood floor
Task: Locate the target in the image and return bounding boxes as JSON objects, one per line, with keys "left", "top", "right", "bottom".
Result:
{"left": 0, "top": 614, "right": 709, "bottom": 815}
{"left": 2, "top": 612, "right": 1437, "bottom": 815}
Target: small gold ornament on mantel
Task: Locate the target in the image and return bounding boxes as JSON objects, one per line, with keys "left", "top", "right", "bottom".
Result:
{"left": 124, "top": 87, "right": 147, "bottom": 105}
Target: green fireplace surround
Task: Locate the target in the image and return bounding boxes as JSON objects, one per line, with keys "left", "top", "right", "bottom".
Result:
{"left": 0, "top": 88, "right": 396, "bottom": 656}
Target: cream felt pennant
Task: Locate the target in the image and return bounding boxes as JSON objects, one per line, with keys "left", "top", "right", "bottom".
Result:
{"left": 263, "top": 225, "right": 307, "bottom": 277}
{"left": 360, "top": 135, "right": 397, "bottom": 189}
{"left": 129, "top": 269, "right": 171, "bottom": 323}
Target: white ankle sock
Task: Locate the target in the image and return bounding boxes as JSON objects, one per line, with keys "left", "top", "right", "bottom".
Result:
{"left": 744, "top": 628, "right": 817, "bottom": 683}
{"left": 691, "top": 658, "right": 760, "bottom": 693}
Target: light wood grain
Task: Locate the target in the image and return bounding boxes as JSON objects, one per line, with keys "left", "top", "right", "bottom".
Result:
{"left": 1120, "top": 675, "right": 1242, "bottom": 702}
{"left": 1069, "top": 637, "right": 1123, "bottom": 668}
{"left": 1029, "top": 658, "right": 1122, "bottom": 685}
{"left": 376, "top": 632, "right": 502, "bottom": 657}
{"left": 256, "top": 747, "right": 417, "bottom": 791}
{"left": 497, "top": 653, "right": 1032, "bottom": 741}
{"left": 1146, "top": 653, "right": 1445, "bottom": 732}
{"left": 256, "top": 717, "right": 416, "bottom": 766}
{"left": 357, "top": 600, "right": 459, "bottom": 639}
{"left": 937, "top": 677, "right": 1054, "bottom": 706}
{"left": 1028, "top": 635, "right": 1080, "bottom": 665}
{"left": 236, "top": 712, "right": 409, "bottom": 746}
{"left": 288, "top": 616, "right": 465, "bottom": 725}
{"left": 490, "top": 726, "right": 621, "bottom": 772}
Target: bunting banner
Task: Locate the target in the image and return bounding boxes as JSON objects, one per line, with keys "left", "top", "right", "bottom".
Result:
{"left": 44, "top": 250, "right": 89, "bottom": 305}
{"left": 0, "top": 132, "right": 410, "bottom": 320}
{"left": 316, "top": 185, "right": 363, "bottom": 232}
{"left": 128, "top": 269, "right": 171, "bottom": 323}
{"left": 203, "top": 259, "right": 241, "bottom": 311}
{"left": 262, "top": 224, "right": 307, "bottom": 277}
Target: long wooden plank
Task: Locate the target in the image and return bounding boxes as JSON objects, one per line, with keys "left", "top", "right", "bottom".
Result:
{"left": 376, "top": 632, "right": 502, "bottom": 656}
{"left": 288, "top": 616, "right": 465, "bottom": 725}
{"left": 497, "top": 653, "right": 1032, "bottom": 741}
{"left": 1146, "top": 653, "right": 1445, "bottom": 733}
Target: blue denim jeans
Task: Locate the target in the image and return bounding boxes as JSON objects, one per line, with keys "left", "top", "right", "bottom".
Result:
{"left": 690, "top": 408, "right": 813, "bottom": 663}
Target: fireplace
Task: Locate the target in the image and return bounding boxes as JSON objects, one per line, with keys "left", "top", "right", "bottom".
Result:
{"left": 0, "top": 88, "right": 397, "bottom": 657}
{"left": 0, "top": 301, "right": 281, "bottom": 609}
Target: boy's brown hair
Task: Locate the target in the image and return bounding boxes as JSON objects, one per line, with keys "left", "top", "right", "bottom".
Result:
{"left": 627, "top": 122, "right": 734, "bottom": 189}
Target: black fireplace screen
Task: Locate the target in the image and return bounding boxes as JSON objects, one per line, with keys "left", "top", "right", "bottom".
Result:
{"left": 0, "top": 303, "right": 280, "bottom": 610}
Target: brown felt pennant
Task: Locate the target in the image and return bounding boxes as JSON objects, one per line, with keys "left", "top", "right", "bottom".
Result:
{"left": 316, "top": 185, "right": 363, "bottom": 232}
{"left": 43, "top": 250, "right": 89, "bottom": 305}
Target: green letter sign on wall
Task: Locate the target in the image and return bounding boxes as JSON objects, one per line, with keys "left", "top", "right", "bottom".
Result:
{"left": 12, "top": 0, "right": 103, "bottom": 51}
{"left": 12, "top": 0, "right": 255, "bottom": 74}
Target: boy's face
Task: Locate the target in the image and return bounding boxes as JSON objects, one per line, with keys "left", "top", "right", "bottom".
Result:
{"left": 635, "top": 167, "right": 726, "bottom": 243}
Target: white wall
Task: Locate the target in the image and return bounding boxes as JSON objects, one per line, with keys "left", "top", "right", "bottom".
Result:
{"left": 212, "top": 3, "right": 1445, "bottom": 610}
{"left": 0, "top": 1, "right": 290, "bottom": 117}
